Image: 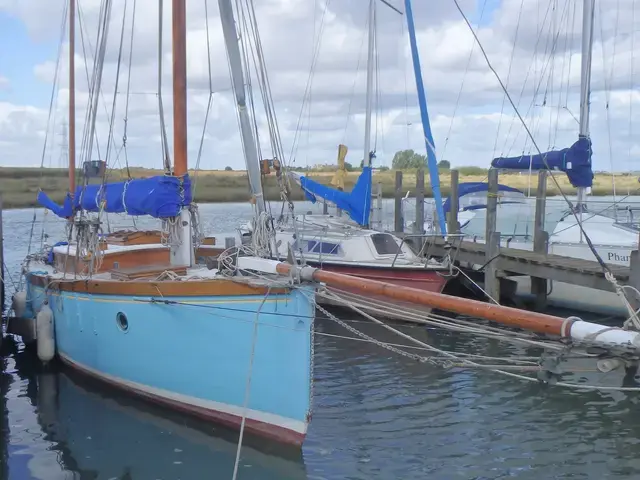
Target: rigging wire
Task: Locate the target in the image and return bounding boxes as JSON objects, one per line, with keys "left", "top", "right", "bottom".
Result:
{"left": 84, "top": 0, "right": 113, "bottom": 175}
{"left": 122, "top": 0, "right": 138, "bottom": 179}
{"left": 76, "top": 0, "right": 129, "bottom": 169}
{"left": 104, "top": 0, "right": 128, "bottom": 168}
{"left": 288, "top": 0, "right": 332, "bottom": 165}
{"left": 628, "top": 0, "right": 636, "bottom": 176}
{"left": 158, "top": 0, "right": 172, "bottom": 172}
{"left": 442, "top": 0, "right": 490, "bottom": 162}
{"left": 192, "top": 0, "right": 215, "bottom": 199}
{"left": 599, "top": 0, "right": 621, "bottom": 215}
{"left": 499, "top": 0, "right": 553, "bottom": 157}
{"left": 26, "top": 0, "right": 68, "bottom": 264}
{"left": 342, "top": 16, "right": 368, "bottom": 145}
{"left": 450, "top": 0, "right": 612, "bottom": 275}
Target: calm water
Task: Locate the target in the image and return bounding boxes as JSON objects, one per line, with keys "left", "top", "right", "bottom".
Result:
{"left": 2, "top": 200, "right": 640, "bottom": 479}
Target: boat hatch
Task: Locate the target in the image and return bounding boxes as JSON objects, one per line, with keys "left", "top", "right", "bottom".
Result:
{"left": 370, "top": 233, "right": 402, "bottom": 255}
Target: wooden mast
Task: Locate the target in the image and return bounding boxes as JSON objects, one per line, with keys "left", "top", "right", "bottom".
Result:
{"left": 171, "top": 0, "right": 187, "bottom": 177}
{"left": 169, "top": 0, "right": 193, "bottom": 267}
{"left": 68, "top": 0, "right": 76, "bottom": 192}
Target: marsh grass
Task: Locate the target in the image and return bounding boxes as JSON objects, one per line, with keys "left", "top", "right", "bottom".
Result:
{"left": 0, "top": 167, "right": 636, "bottom": 209}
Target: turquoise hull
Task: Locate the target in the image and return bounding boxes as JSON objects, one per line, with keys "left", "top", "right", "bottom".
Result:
{"left": 25, "top": 277, "right": 314, "bottom": 445}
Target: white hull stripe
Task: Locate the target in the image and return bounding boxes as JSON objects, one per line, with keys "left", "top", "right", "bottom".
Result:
{"left": 58, "top": 352, "right": 307, "bottom": 435}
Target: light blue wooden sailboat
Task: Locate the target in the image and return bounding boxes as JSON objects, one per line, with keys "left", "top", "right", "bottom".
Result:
{"left": 11, "top": 0, "right": 315, "bottom": 447}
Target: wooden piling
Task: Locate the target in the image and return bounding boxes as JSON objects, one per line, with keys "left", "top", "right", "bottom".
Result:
{"left": 376, "top": 182, "right": 382, "bottom": 230}
{"left": 414, "top": 169, "right": 425, "bottom": 252}
{"left": 484, "top": 169, "right": 500, "bottom": 302}
{"left": 532, "top": 171, "right": 548, "bottom": 310}
{"left": 630, "top": 251, "right": 640, "bottom": 313}
{"left": 322, "top": 200, "right": 328, "bottom": 215}
{"left": 485, "top": 231, "right": 501, "bottom": 302}
{"left": 414, "top": 169, "right": 425, "bottom": 234}
{"left": 447, "top": 169, "right": 459, "bottom": 235}
{"left": 394, "top": 170, "right": 403, "bottom": 233}
{"left": 485, "top": 168, "right": 498, "bottom": 241}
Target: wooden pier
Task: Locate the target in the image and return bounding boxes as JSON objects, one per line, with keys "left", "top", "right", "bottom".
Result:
{"left": 391, "top": 168, "right": 640, "bottom": 309}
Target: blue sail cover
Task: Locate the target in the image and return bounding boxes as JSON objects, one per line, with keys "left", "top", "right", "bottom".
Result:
{"left": 299, "top": 166, "right": 372, "bottom": 226}
{"left": 37, "top": 174, "right": 192, "bottom": 219}
{"left": 491, "top": 136, "right": 593, "bottom": 188}
{"left": 442, "top": 182, "right": 524, "bottom": 214}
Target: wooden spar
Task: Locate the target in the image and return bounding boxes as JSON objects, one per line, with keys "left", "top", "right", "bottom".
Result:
{"left": 172, "top": 0, "right": 188, "bottom": 176}
{"left": 275, "top": 263, "right": 562, "bottom": 334}
{"left": 68, "top": 0, "right": 76, "bottom": 192}
{"left": 270, "top": 262, "right": 640, "bottom": 349}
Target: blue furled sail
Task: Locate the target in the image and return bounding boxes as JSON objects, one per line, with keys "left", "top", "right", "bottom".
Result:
{"left": 491, "top": 136, "right": 593, "bottom": 188}
{"left": 295, "top": 166, "right": 372, "bottom": 226}
{"left": 442, "top": 182, "right": 525, "bottom": 214}
{"left": 404, "top": 0, "right": 447, "bottom": 235}
{"left": 37, "top": 174, "right": 192, "bottom": 219}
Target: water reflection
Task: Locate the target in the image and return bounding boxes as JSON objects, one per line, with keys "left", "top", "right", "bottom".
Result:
{"left": 2, "top": 337, "right": 306, "bottom": 480}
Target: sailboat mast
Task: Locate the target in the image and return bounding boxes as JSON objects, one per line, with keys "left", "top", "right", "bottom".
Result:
{"left": 169, "top": 0, "right": 193, "bottom": 267}
{"left": 404, "top": 0, "right": 447, "bottom": 235}
{"left": 172, "top": 0, "right": 188, "bottom": 176}
{"left": 577, "top": 0, "right": 595, "bottom": 209}
{"left": 363, "top": 0, "right": 375, "bottom": 170}
{"left": 217, "top": 0, "right": 266, "bottom": 215}
{"left": 68, "top": 0, "right": 76, "bottom": 193}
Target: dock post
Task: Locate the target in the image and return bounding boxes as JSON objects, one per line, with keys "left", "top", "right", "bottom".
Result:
{"left": 630, "top": 251, "right": 640, "bottom": 313}
{"left": 414, "top": 169, "right": 425, "bottom": 252}
{"left": 630, "top": 225, "right": 640, "bottom": 312}
{"left": 485, "top": 231, "right": 501, "bottom": 302}
{"left": 484, "top": 169, "right": 500, "bottom": 302}
{"left": 532, "top": 171, "right": 548, "bottom": 310}
{"left": 485, "top": 168, "right": 498, "bottom": 241}
{"left": 322, "top": 201, "right": 328, "bottom": 215}
{"left": 376, "top": 182, "right": 383, "bottom": 230}
{"left": 447, "top": 169, "right": 459, "bottom": 236}
{"left": 394, "top": 170, "right": 403, "bottom": 233}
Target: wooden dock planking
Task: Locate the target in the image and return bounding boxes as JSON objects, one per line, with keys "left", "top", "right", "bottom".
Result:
{"left": 416, "top": 236, "right": 630, "bottom": 293}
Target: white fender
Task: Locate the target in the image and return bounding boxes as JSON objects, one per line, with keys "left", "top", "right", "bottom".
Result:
{"left": 36, "top": 304, "right": 55, "bottom": 363}
{"left": 12, "top": 291, "right": 27, "bottom": 318}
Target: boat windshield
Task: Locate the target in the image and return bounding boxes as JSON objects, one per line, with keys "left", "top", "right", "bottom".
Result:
{"left": 370, "top": 234, "right": 402, "bottom": 255}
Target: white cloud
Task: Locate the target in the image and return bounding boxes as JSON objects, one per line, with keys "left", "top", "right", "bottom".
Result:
{"left": 0, "top": 0, "right": 639, "bottom": 175}
{"left": 0, "top": 76, "right": 9, "bottom": 90}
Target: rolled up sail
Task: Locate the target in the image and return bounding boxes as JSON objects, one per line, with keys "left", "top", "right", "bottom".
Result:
{"left": 37, "top": 174, "right": 192, "bottom": 218}
{"left": 290, "top": 166, "right": 372, "bottom": 226}
{"left": 491, "top": 136, "right": 593, "bottom": 188}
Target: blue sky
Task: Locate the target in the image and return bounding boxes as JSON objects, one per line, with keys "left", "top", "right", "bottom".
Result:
{"left": 0, "top": 11, "right": 57, "bottom": 106}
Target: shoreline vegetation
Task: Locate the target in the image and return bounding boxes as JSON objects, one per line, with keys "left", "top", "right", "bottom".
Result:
{"left": 0, "top": 166, "right": 638, "bottom": 209}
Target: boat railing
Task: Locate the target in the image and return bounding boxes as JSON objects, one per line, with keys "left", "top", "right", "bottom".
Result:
{"left": 390, "top": 232, "right": 466, "bottom": 267}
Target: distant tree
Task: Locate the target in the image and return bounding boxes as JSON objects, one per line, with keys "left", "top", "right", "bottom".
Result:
{"left": 379, "top": 166, "right": 390, "bottom": 171}
{"left": 344, "top": 161, "right": 354, "bottom": 172}
{"left": 392, "top": 149, "right": 427, "bottom": 169}
{"left": 437, "top": 159, "right": 451, "bottom": 170}
{"left": 224, "top": 166, "right": 233, "bottom": 171}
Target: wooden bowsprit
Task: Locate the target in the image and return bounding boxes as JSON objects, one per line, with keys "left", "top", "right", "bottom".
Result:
{"left": 237, "top": 257, "right": 640, "bottom": 352}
